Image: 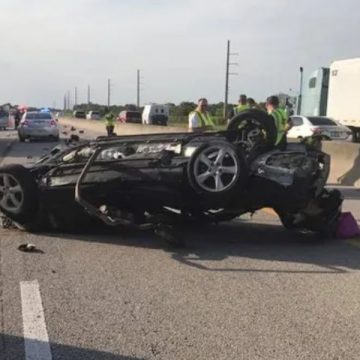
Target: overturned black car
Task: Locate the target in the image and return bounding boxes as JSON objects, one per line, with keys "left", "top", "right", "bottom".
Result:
{"left": 0, "top": 110, "right": 343, "bottom": 242}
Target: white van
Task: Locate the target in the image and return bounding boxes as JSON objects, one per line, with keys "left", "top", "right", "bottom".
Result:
{"left": 86, "top": 110, "right": 101, "bottom": 120}
{"left": 142, "top": 104, "right": 169, "bottom": 126}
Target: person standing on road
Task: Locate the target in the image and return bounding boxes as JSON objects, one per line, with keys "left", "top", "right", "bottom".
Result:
{"left": 188, "top": 98, "right": 215, "bottom": 132}
{"left": 104, "top": 107, "right": 115, "bottom": 136}
{"left": 14, "top": 108, "right": 22, "bottom": 129}
{"left": 266, "top": 95, "right": 292, "bottom": 150}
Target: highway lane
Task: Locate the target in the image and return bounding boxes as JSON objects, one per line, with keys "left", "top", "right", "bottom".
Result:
{"left": 1, "top": 126, "right": 360, "bottom": 359}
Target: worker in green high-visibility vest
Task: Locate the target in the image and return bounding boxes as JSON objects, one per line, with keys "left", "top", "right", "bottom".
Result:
{"left": 266, "top": 95, "right": 293, "bottom": 150}
{"left": 104, "top": 107, "right": 115, "bottom": 136}
{"left": 188, "top": 98, "right": 215, "bottom": 132}
{"left": 234, "top": 94, "right": 250, "bottom": 115}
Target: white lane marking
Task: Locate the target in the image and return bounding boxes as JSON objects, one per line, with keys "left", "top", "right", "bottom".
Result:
{"left": 20, "top": 280, "right": 52, "bottom": 360}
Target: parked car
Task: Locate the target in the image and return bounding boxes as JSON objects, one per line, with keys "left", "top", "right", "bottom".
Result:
{"left": 73, "top": 110, "right": 86, "bottom": 119}
{"left": 288, "top": 115, "right": 351, "bottom": 140}
{"left": 117, "top": 111, "right": 142, "bottom": 124}
{"left": 142, "top": 104, "right": 169, "bottom": 125}
{"left": 18, "top": 111, "right": 59, "bottom": 142}
{"left": 0, "top": 110, "right": 342, "bottom": 244}
{"left": 86, "top": 111, "right": 101, "bottom": 120}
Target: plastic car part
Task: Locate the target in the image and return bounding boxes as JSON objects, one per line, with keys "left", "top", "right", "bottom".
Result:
{"left": 227, "top": 109, "right": 277, "bottom": 155}
{"left": 187, "top": 141, "right": 247, "bottom": 198}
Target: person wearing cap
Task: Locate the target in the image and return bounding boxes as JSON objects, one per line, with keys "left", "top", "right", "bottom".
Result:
{"left": 188, "top": 98, "right": 215, "bottom": 132}
{"left": 266, "top": 95, "right": 292, "bottom": 150}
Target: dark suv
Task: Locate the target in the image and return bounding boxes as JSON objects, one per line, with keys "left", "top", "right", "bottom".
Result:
{"left": 73, "top": 110, "right": 86, "bottom": 119}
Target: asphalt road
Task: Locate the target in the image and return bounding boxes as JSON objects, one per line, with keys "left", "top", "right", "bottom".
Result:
{"left": 1, "top": 124, "right": 360, "bottom": 359}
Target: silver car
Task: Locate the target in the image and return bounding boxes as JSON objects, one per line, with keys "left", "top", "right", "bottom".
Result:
{"left": 18, "top": 111, "right": 60, "bottom": 142}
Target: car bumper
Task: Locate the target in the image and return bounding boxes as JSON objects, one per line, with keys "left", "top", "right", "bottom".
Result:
{"left": 19, "top": 127, "right": 59, "bottom": 138}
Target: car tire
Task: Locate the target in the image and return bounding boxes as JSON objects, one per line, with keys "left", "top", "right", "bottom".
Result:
{"left": 0, "top": 165, "right": 39, "bottom": 224}
{"left": 227, "top": 109, "right": 277, "bottom": 156}
{"left": 187, "top": 141, "right": 248, "bottom": 199}
{"left": 18, "top": 135, "right": 25, "bottom": 142}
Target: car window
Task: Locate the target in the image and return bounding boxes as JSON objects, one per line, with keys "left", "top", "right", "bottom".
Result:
{"left": 26, "top": 113, "right": 52, "bottom": 120}
{"left": 307, "top": 117, "right": 336, "bottom": 126}
{"left": 309, "top": 77, "right": 317, "bottom": 88}
{"left": 291, "top": 117, "right": 303, "bottom": 126}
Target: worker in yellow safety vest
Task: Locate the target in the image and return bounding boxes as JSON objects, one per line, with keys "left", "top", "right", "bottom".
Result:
{"left": 234, "top": 94, "right": 250, "bottom": 115}
{"left": 266, "top": 95, "right": 292, "bottom": 150}
{"left": 188, "top": 98, "right": 215, "bottom": 132}
{"left": 104, "top": 107, "right": 115, "bottom": 136}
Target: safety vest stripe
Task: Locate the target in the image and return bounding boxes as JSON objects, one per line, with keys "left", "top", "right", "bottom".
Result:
{"left": 194, "top": 111, "right": 214, "bottom": 127}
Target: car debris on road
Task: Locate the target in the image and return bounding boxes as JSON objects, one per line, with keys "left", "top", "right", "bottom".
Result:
{"left": 18, "top": 243, "right": 44, "bottom": 253}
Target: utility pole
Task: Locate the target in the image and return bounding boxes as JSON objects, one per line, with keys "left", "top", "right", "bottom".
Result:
{"left": 223, "top": 40, "right": 238, "bottom": 119}
{"left": 297, "top": 66, "right": 304, "bottom": 114}
{"left": 137, "top": 69, "right": 140, "bottom": 108}
{"left": 107, "top": 78, "right": 111, "bottom": 107}
{"left": 67, "top": 90, "right": 71, "bottom": 110}
{"left": 87, "top": 85, "right": 91, "bottom": 104}
{"left": 74, "top": 87, "right": 78, "bottom": 107}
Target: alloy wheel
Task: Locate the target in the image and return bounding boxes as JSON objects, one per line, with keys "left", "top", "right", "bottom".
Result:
{"left": 0, "top": 174, "right": 24, "bottom": 213}
{"left": 193, "top": 145, "right": 239, "bottom": 193}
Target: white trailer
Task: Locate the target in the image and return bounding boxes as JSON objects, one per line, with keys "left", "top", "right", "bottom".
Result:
{"left": 327, "top": 58, "right": 360, "bottom": 140}
{"left": 142, "top": 104, "right": 169, "bottom": 126}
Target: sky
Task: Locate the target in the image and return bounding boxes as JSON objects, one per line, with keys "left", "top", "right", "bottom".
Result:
{"left": 0, "top": 0, "right": 359, "bottom": 108}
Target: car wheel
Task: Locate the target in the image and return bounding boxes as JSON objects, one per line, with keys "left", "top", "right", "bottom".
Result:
{"left": 0, "top": 165, "right": 39, "bottom": 224}
{"left": 18, "top": 135, "right": 25, "bottom": 142}
{"left": 227, "top": 109, "right": 277, "bottom": 156}
{"left": 187, "top": 141, "right": 247, "bottom": 199}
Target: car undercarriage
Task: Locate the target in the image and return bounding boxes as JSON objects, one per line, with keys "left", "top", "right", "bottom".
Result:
{"left": 0, "top": 110, "right": 343, "bottom": 244}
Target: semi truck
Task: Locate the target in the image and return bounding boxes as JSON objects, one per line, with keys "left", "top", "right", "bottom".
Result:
{"left": 300, "top": 57, "right": 360, "bottom": 141}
